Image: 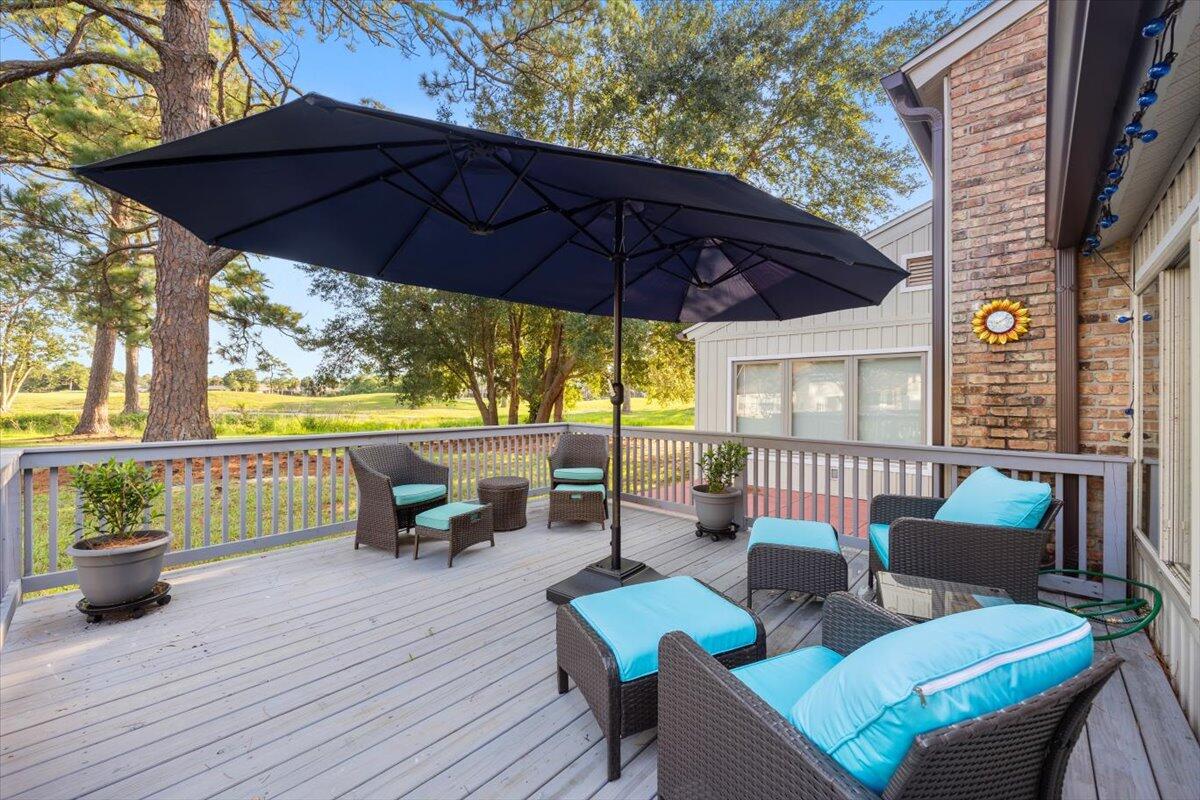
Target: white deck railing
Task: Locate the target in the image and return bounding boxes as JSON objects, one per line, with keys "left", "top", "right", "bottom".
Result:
{"left": 3, "top": 423, "right": 1130, "bottom": 600}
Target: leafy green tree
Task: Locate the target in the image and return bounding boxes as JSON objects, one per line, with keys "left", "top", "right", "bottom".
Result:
{"left": 222, "top": 368, "right": 258, "bottom": 392}
{"left": 1, "top": 0, "right": 594, "bottom": 441}
{"left": 0, "top": 192, "right": 78, "bottom": 411}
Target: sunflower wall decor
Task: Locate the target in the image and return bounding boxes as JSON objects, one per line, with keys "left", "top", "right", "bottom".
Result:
{"left": 972, "top": 299, "right": 1031, "bottom": 345}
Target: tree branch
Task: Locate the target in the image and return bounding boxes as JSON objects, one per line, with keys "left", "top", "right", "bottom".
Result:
{"left": 0, "top": 50, "right": 157, "bottom": 87}
{"left": 207, "top": 246, "right": 241, "bottom": 276}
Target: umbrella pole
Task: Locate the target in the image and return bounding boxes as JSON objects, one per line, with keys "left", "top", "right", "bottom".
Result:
{"left": 610, "top": 201, "right": 625, "bottom": 570}
{"left": 545, "top": 198, "right": 665, "bottom": 603}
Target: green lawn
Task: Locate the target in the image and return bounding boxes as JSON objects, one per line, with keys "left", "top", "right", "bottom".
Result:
{"left": 2, "top": 390, "right": 694, "bottom": 447}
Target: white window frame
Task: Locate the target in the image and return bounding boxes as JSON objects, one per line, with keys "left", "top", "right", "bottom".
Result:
{"left": 727, "top": 347, "right": 931, "bottom": 445}
{"left": 898, "top": 250, "right": 934, "bottom": 293}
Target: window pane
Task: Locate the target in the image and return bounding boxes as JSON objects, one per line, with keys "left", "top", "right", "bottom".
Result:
{"left": 857, "top": 357, "right": 924, "bottom": 444}
{"left": 735, "top": 363, "right": 782, "bottom": 434}
{"left": 791, "top": 360, "right": 846, "bottom": 438}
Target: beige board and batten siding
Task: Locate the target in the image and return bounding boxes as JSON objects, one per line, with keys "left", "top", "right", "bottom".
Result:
{"left": 687, "top": 201, "right": 934, "bottom": 433}
{"left": 1131, "top": 141, "right": 1200, "bottom": 736}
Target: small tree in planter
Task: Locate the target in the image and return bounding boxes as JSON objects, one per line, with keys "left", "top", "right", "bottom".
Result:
{"left": 693, "top": 441, "right": 749, "bottom": 533}
{"left": 68, "top": 458, "right": 169, "bottom": 607}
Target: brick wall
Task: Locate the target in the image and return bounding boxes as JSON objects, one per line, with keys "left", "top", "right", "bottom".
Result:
{"left": 1077, "top": 240, "right": 1134, "bottom": 457}
{"left": 947, "top": 5, "right": 1057, "bottom": 450}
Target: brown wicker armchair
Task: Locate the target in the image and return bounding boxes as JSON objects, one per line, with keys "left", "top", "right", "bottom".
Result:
{"left": 548, "top": 433, "right": 610, "bottom": 488}
{"left": 349, "top": 444, "right": 449, "bottom": 557}
{"left": 658, "top": 592, "right": 1121, "bottom": 800}
{"left": 868, "top": 494, "right": 1063, "bottom": 603}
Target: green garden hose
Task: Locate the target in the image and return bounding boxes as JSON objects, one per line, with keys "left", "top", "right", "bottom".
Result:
{"left": 1038, "top": 568, "right": 1162, "bottom": 641}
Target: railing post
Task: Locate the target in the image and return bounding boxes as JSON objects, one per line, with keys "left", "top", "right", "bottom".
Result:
{"left": 1102, "top": 460, "right": 1130, "bottom": 600}
{"left": 1, "top": 450, "right": 24, "bottom": 647}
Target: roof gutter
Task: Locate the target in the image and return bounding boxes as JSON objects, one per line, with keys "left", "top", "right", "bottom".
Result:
{"left": 882, "top": 71, "right": 944, "bottom": 447}
{"left": 1045, "top": 0, "right": 1157, "bottom": 248}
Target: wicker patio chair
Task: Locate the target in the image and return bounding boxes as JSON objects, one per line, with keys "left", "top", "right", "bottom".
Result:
{"left": 548, "top": 433, "right": 610, "bottom": 488}
{"left": 556, "top": 579, "right": 766, "bottom": 781}
{"left": 868, "top": 494, "right": 1063, "bottom": 603}
{"left": 349, "top": 444, "right": 449, "bottom": 557}
{"left": 658, "top": 592, "right": 1121, "bottom": 800}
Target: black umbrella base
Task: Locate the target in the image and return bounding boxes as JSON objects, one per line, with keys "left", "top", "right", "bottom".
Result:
{"left": 546, "top": 558, "right": 665, "bottom": 604}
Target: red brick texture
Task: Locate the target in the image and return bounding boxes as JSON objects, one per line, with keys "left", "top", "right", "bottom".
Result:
{"left": 1077, "top": 240, "right": 1134, "bottom": 457}
{"left": 948, "top": 5, "right": 1057, "bottom": 451}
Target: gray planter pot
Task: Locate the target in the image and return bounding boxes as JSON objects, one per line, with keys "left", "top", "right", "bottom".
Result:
{"left": 68, "top": 530, "right": 170, "bottom": 607}
{"left": 692, "top": 485, "right": 741, "bottom": 531}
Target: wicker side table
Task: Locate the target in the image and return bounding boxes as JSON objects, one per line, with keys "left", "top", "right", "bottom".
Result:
{"left": 477, "top": 476, "right": 529, "bottom": 531}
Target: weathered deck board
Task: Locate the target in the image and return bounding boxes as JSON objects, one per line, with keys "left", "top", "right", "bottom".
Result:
{"left": 0, "top": 504, "right": 1193, "bottom": 800}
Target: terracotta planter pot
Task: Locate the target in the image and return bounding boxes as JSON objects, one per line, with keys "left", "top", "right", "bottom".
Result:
{"left": 68, "top": 530, "right": 170, "bottom": 607}
{"left": 692, "top": 485, "right": 741, "bottom": 531}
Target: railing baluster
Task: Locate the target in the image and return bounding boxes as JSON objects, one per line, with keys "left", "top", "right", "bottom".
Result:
{"left": 342, "top": 448, "right": 350, "bottom": 521}
{"left": 286, "top": 451, "right": 295, "bottom": 532}
{"left": 22, "top": 469, "right": 33, "bottom": 576}
{"left": 165, "top": 459, "right": 175, "bottom": 540}
{"left": 73, "top": 474, "right": 83, "bottom": 542}
{"left": 315, "top": 448, "right": 324, "bottom": 528}
{"left": 823, "top": 453, "right": 831, "bottom": 523}
{"left": 47, "top": 467, "right": 58, "bottom": 573}
{"left": 239, "top": 454, "right": 249, "bottom": 540}
{"left": 1078, "top": 475, "right": 1089, "bottom": 572}
{"left": 183, "top": 458, "right": 193, "bottom": 550}
{"left": 220, "top": 456, "right": 229, "bottom": 542}
{"left": 852, "top": 455, "right": 860, "bottom": 537}
{"left": 798, "top": 448, "right": 807, "bottom": 518}
{"left": 838, "top": 453, "right": 846, "bottom": 535}
{"left": 257, "top": 453, "right": 265, "bottom": 538}
{"left": 202, "top": 456, "right": 212, "bottom": 547}
{"left": 1054, "top": 473, "right": 1065, "bottom": 570}
{"left": 273, "top": 452, "right": 282, "bottom": 533}
{"left": 301, "top": 450, "right": 309, "bottom": 529}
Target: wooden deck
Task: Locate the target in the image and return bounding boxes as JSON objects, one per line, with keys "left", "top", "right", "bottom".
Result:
{"left": 0, "top": 504, "right": 1195, "bottom": 800}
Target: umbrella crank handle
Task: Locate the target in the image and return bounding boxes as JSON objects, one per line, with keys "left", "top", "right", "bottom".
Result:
{"left": 610, "top": 382, "right": 624, "bottom": 406}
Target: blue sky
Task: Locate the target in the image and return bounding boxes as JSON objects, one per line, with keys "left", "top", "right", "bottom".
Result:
{"left": 190, "top": 2, "right": 945, "bottom": 377}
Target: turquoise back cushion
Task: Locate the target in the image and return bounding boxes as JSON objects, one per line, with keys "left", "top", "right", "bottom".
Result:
{"left": 934, "top": 467, "right": 1052, "bottom": 528}
{"left": 789, "top": 605, "right": 1092, "bottom": 792}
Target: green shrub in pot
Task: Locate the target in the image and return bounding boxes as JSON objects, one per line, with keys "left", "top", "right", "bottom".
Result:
{"left": 693, "top": 441, "right": 750, "bottom": 531}
{"left": 68, "top": 458, "right": 170, "bottom": 607}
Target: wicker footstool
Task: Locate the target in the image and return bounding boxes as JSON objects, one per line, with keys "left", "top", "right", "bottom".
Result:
{"left": 548, "top": 483, "right": 607, "bottom": 529}
{"left": 746, "top": 518, "right": 848, "bottom": 608}
{"left": 413, "top": 502, "right": 495, "bottom": 567}
{"left": 556, "top": 576, "right": 765, "bottom": 781}
{"left": 477, "top": 476, "right": 529, "bottom": 531}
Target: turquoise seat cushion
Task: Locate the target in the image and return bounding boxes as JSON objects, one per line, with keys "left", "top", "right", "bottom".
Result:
{"left": 934, "top": 467, "right": 1052, "bottom": 529}
{"left": 731, "top": 646, "right": 843, "bottom": 718}
{"left": 867, "top": 523, "right": 889, "bottom": 569}
{"left": 748, "top": 518, "right": 840, "bottom": 554}
{"left": 569, "top": 576, "right": 758, "bottom": 681}
{"left": 790, "top": 605, "right": 1093, "bottom": 792}
{"left": 553, "top": 483, "right": 606, "bottom": 498}
{"left": 414, "top": 502, "right": 486, "bottom": 531}
{"left": 554, "top": 467, "right": 604, "bottom": 482}
{"left": 392, "top": 483, "right": 447, "bottom": 507}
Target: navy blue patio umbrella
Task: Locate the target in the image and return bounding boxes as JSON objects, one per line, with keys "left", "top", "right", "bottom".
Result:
{"left": 76, "top": 93, "right": 906, "bottom": 602}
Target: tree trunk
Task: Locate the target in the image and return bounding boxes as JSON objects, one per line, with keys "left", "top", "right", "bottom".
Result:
{"left": 553, "top": 391, "right": 564, "bottom": 422}
{"left": 123, "top": 341, "right": 141, "bottom": 414}
{"left": 506, "top": 309, "right": 522, "bottom": 425}
{"left": 73, "top": 322, "right": 118, "bottom": 435}
{"left": 622, "top": 394, "right": 632, "bottom": 413}
{"left": 143, "top": 0, "right": 218, "bottom": 442}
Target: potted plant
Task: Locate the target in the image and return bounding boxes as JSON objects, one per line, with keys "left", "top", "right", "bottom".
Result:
{"left": 67, "top": 458, "right": 168, "bottom": 607}
{"left": 693, "top": 441, "right": 749, "bottom": 532}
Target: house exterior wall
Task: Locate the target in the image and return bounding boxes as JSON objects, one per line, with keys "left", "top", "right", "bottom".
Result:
{"left": 1129, "top": 142, "right": 1200, "bottom": 736}
{"left": 946, "top": 4, "right": 1058, "bottom": 451}
{"left": 689, "top": 203, "right": 933, "bottom": 432}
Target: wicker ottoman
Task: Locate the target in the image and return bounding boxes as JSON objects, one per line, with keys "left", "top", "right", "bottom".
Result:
{"left": 413, "top": 502, "right": 495, "bottom": 567}
{"left": 477, "top": 475, "right": 529, "bottom": 531}
{"left": 746, "top": 518, "right": 848, "bottom": 608}
{"left": 548, "top": 483, "right": 608, "bottom": 529}
{"left": 556, "top": 576, "right": 765, "bottom": 781}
